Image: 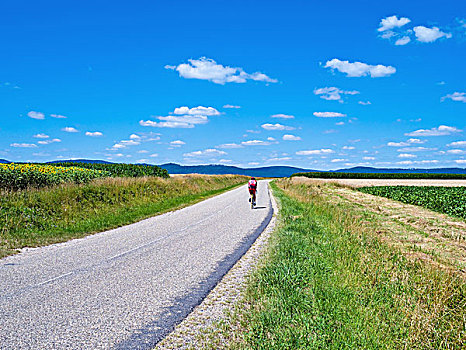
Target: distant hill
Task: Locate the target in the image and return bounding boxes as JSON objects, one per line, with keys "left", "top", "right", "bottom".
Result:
{"left": 160, "top": 163, "right": 317, "bottom": 178}
{"left": 47, "top": 159, "right": 114, "bottom": 164}
{"left": 0, "top": 159, "right": 10, "bottom": 164}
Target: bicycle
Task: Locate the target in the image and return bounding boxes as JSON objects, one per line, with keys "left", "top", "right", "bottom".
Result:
{"left": 249, "top": 190, "right": 256, "bottom": 209}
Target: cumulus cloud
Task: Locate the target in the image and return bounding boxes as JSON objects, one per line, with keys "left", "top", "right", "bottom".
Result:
{"left": 218, "top": 143, "right": 243, "bottom": 149}
{"left": 405, "top": 125, "right": 461, "bottom": 136}
{"left": 271, "top": 114, "right": 294, "bottom": 119}
{"left": 10, "top": 143, "right": 38, "bottom": 148}
{"left": 447, "top": 141, "right": 466, "bottom": 147}
{"left": 110, "top": 139, "right": 141, "bottom": 150}
{"left": 395, "top": 36, "right": 411, "bottom": 45}
{"left": 398, "top": 153, "right": 417, "bottom": 158}
{"left": 62, "top": 127, "right": 78, "bottom": 133}
{"left": 170, "top": 140, "right": 185, "bottom": 146}
{"left": 165, "top": 57, "right": 277, "bottom": 85}
{"left": 140, "top": 105, "right": 221, "bottom": 128}
{"left": 37, "top": 138, "right": 61, "bottom": 145}
{"left": 387, "top": 138, "right": 426, "bottom": 146}
{"left": 313, "top": 112, "right": 347, "bottom": 118}
{"left": 455, "top": 159, "right": 466, "bottom": 164}
{"left": 313, "top": 87, "right": 359, "bottom": 102}
{"left": 241, "top": 140, "right": 271, "bottom": 146}
{"left": 324, "top": 59, "right": 396, "bottom": 78}
{"left": 296, "top": 149, "right": 334, "bottom": 155}
{"left": 358, "top": 101, "right": 372, "bottom": 105}
{"left": 223, "top": 104, "right": 241, "bottom": 109}
{"left": 342, "top": 146, "right": 355, "bottom": 150}
{"left": 85, "top": 131, "right": 103, "bottom": 137}
{"left": 27, "top": 111, "right": 45, "bottom": 120}
{"left": 363, "top": 157, "right": 376, "bottom": 160}
{"left": 33, "top": 133, "right": 49, "bottom": 139}
{"left": 378, "top": 15, "right": 411, "bottom": 32}
{"left": 442, "top": 92, "right": 466, "bottom": 103}
{"left": 50, "top": 114, "right": 67, "bottom": 119}
{"left": 183, "top": 148, "right": 227, "bottom": 157}
{"left": 173, "top": 106, "right": 221, "bottom": 116}
{"left": 331, "top": 158, "right": 347, "bottom": 163}
{"left": 397, "top": 146, "right": 436, "bottom": 152}
{"left": 282, "top": 134, "right": 301, "bottom": 141}
{"left": 414, "top": 26, "right": 452, "bottom": 42}
{"left": 447, "top": 149, "right": 465, "bottom": 154}
{"left": 129, "top": 134, "right": 141, "bottom": 139}
{"left": 261, "top": 123, "right": 295, "bottom": 131}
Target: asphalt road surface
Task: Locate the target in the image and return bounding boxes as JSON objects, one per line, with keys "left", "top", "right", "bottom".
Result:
{"left": 0, "top": 180, "right": 273, "bottom": 349}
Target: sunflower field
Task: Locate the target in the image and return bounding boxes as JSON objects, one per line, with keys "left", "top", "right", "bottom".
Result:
{"left": 0, "top": 163, "right": 109, "bottom": 190}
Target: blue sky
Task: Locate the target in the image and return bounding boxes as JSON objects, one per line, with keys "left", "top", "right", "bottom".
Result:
{"left": 1, "top": 0, "right": 465, "bottom": 169}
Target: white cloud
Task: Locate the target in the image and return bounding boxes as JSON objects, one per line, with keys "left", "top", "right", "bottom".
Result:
{"left": 218, "top": 143, "right": 243, "bottom": 149}
{"left": 395, "top": 36, "right": 411, "bottom": 46}
{"left": 248, "top": 162, "right": 260, "bottom": 166}
{"left": 342, "top": 146, "right": 355, "bottom": 150}
{"left": 268, "top": 157, "right": 292, "bottom": 162}
{"left": 219, "top": 159, "right": 232, "bottom": 163}
{"left": 170, "top": 140, "right": 185, "bottom": 146}
{"left": 223, "top": 104, "right": 241, "bottom": 109}
{"left": 137, "top": 150, "right": 149, "bottom": 154}
{"left": 27, "top": 111, "right": 45, "bottom": 120}
{"left": 331, "top": 158, "right": 347, "bottom": 162}
{"left": 50, "top": 114, "right": 67, "bottom": 119}
{"left": 414, "top": 26, "right": 452, "bottom": 43}
{"left": 282, "top": 134, "right": 301, "bottom": 141}
{"left": 184, "top": 148, "right": 227, "bottom": 157}
{"left": 405, "top": 125, "right": 462, "bottom": 137}
{"left": 139, "top": 120, "right": 194, "bottom": 128}
{"left": 358, "top": 101, "right": 371, "bottom": 105}
{"left": 335, "top": 122, "right": 345, "bottom": 126}
{"left": 398, "top": 153, "right": 417, "bottom": 158}
{"left": 447, "top": 149, "right": 465, "bottom": 154}
{"left": 378, "top": 15, "right": 411, "bottom": 32}
{"left": 33, "top": 133, "right": 49, "bottom": 139}
{"left": 397, "top": 160, "right": 413, "bottom": 165}
{"left": 173, "top": 106, "right": 221, "bottom": 116}
{"left": 296, "top": 149, "right": 334, "bottom": 155}
{"left": 271, "top": 113, "right": 295, "bottom": 119}
{"left": 37, "top": 138, "right": 61, "bottom": 145}
{"left": 85, "top": 131, "right": 103, "bottom": 137}
{"left": 324, "top": 58, "right": 396, "bottom": 78}
{"left": 62, "top": 127, "right": 78, "bottom": 133}
{"left": 165, "top": 57, "right": 277, "bottom": 85}
{"left": 261, "top": 123, "right": 295, "bottom": 131}
{"left": 388, "top": 139, "right": 425, "bottom": 147}
{"left": 158, "top": 115, "right": 209, "bottom": 125}
{"left": 313, "top": 87, "right": 359, "bottom": 102}
{"left": 442, "top": 92, "right": 466, "bottom": 103}
{"left": 397, "top": 147, "right": 436, "bottom": 152}
{"left": 313, "top": 112, "right": 347, "bottom": 118}
{"left": 10, "top": 143, "right": 38, "bottom": 148}
{"left": 149, "top": 153, "right": 158, "bottom": 157}
{"left": 363, "top": 157, "right": 376, "bottom": 160}
{"left": 241, "top": 140, "right": 271, "bottom": 146}
{"left": 455, "top": 159, "right": 466, "bottom": 164}
{"left": 129, "top": 134, "right": 141, "bottom": 139}
{"left": 447, "top": 141, "right": 466, "bottom": 147}
{"left": 267, "top": 137, "right": 276, "bottom": 141}
{"left": 110, "top": 139, "right": 141, "bottom": 150}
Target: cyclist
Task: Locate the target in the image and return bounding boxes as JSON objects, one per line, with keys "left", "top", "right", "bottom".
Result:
{"left": 248, "top": 177, "right": 258, "bottom": 205}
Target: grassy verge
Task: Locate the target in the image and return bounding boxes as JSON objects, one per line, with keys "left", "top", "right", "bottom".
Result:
{"left": 0, "top": 175, "right": 246, "bottom": 258}
{"left": 228, "top": 180, "right": 465, "bottom": 349}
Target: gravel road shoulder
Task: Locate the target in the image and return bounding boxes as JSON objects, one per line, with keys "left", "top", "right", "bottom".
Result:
{"left": 155, "top": 183, "right": 278, "bottom": 349}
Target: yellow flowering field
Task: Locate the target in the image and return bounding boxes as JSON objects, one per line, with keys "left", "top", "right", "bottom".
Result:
{"left": 0, "top": 163, "right": 109, "bottom": 190}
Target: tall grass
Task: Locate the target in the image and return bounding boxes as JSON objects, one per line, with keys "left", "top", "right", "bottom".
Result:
{"left": 232, "top": 180, "right": 465, "bottom": 349}
{"left": 0, "top": 175, "right": 246, "bottom": 258}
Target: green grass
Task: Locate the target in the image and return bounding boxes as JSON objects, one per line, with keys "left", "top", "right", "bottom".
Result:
{"left": 0, "top": 175, "right": 246, "bottom": 258}
{"left": 359, "top": 186, "right": 466, "bottom": 220}
{"left": 231, "top": 181, "right": 465, "bottom": 349}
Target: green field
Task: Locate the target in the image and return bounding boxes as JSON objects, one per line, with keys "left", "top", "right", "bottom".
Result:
{"left": 51, "top": 162, "right": 169, "bottom": 178}
{"left": 292, "top": 171, "right": 466, "bottom": 180}
{"left": 0, "top": 175, "right": 246, "bottom": 258}
{"left": 359, "top": 186, "right": 466, "bottom": 220}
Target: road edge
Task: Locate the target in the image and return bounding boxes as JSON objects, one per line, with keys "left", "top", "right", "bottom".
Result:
{"left": 154, "top": 181, "right": 279, "bottom": 349}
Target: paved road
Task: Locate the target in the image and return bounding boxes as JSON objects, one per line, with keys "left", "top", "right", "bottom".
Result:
{"left": 0, "top": 181, "right": 272, "bottom": 349}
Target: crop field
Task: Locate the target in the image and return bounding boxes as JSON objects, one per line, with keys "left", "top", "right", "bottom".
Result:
{"left": 49, "top": 162, "right": 169, "bottom": 178}
{"left": 293, "top": 171, "right": 466, "bottom": 180}
{"left": 359, "top": 186, "right": 466, "bottom": 220}
{"left": 0, "top": 163, "right": 108, "bottom": 190}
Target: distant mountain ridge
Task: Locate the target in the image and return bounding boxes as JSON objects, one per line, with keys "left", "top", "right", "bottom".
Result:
{"left": 1, "top": 159, "right": 465, "bottom": 177}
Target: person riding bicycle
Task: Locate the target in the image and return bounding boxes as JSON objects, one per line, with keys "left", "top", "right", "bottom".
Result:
{"left": 248, "top": 177, "right": 257, "bottom": 205}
